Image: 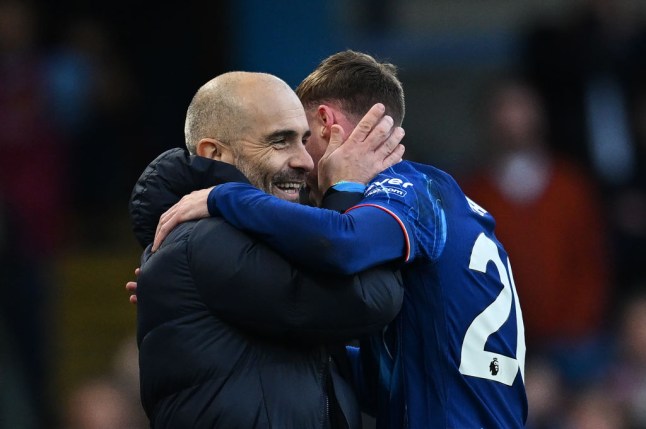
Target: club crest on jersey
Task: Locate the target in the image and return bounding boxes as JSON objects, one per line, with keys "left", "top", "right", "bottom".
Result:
{"left": 366, "top": 177, "right": 413, "bottom": 198}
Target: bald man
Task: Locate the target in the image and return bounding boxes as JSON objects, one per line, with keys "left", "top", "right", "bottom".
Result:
{"left": 129, "top": 72, "right": 405, "bottom": 429}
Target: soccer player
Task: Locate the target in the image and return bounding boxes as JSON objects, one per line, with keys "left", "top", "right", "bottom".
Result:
{"left": 154, "top": 51, "right": 528, "bottom": 428}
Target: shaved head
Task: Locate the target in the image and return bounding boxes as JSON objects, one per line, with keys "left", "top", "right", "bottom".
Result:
{"left": 184, "top": 72, "right": 295, "bottom": 154}
{"left": 182, "top": 71, "right": 312, "bottom": 202}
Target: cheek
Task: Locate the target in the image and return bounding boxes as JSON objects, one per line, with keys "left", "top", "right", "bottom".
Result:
{"left": 260, "top": 153, "right": 290, "bottom": 179}
{"left": 305, "top": 149, "right": 320, "bottom": 179}
{"left": 307, "top": 165, "right": 318, "bottom": 186}
{"left": 305, "top": 140, "right": 326, "bottom": 185}
{"left": 306, "top": 138, "right": 326, "bottom": 165}
{"left": 235, "top": 151, "right": 272, "bottom": 187}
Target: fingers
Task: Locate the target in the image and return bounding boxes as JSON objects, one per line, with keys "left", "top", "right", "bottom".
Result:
{"left": 134, "top": 267, "right": 141, "bottom": 277}
{"left": 379, "top": 126, "right": 405, "bottom": 158}
{"left": 382, "top": 143, "right": 406, "bottom": 170}
{"left": 378, "top": 127, "right": 405, "bottom": 170}
{"left": 151, "top": 188, "right": 213, "bottom": 252}
{"left": 361, "top": 114, "right": 395, "bottom": 152}
{"left": 151, "top": 215, "right": 182, "bottom": 252}
{"left": 126, "top": 280, "right": 138, "bottom": 305}
{"left": 157, "top": 208, "right": 170, "bottom": 232}
{"left": 350, "top": 117, "right": 402, "bottom": 162}
{"left": 152, "top": 199, "right": 185, "bottom": 252}
{"left": 346, "top": 103, "right": 386, "bottom": 144}
{"left": 155, "top": 204, "right": 176, "bottom": 243}
{"left": 326, "top": 124, "right": 347, "bottom": 155}
{"left": 152, "top": 211, "right": 179, "bottom": 252}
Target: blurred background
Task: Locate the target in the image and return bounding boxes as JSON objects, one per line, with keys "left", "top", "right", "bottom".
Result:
{"left": 1, "top": 0, "right": 646, "bottom": 427}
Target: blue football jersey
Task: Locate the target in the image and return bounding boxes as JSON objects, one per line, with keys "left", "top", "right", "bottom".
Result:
{"left": 208, "top": 160, "right": 528, "bottom": 428}
{"left": 355, "top": 161, "right": 527, "bottom": 428}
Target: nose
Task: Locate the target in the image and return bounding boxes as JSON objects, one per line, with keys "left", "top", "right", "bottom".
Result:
{"left": 290, "top": 143, "right": 315, "bottom": 173}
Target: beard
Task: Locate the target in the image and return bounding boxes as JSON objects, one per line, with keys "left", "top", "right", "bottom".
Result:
{"left": 234, "top": 155, "right": 271, "bottom": 194}
{"left": 233, "top": 155, "right": 307, "bottom": 200}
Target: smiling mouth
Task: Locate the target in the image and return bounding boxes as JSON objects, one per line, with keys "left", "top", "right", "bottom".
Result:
{"left": 274, "top": 181, "right": 305, "bottom": 199}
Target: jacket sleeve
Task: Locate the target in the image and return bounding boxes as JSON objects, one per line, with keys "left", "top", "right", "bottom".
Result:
{"left": 188, "top": 218, "right": 403, "bottom": 342}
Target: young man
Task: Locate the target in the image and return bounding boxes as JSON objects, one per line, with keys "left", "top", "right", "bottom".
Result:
{"left": 155, "top": 51, "right": 528, "bottom": 428}
{"left": 129, "top": 71, "right": 405, "bottom": 428}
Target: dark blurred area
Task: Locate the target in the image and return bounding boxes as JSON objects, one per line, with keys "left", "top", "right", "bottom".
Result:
{"left": 1, "top": 0, "right": 646, "bottom": 427}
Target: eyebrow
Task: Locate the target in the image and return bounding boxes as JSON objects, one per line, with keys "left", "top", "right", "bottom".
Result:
{"left": 264, "top": 129, "right": 311, "bottom": 143}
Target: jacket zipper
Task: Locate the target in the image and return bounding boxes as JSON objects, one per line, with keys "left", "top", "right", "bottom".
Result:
{"left": 320, "top": 354, "right": 331, "bottom": 428}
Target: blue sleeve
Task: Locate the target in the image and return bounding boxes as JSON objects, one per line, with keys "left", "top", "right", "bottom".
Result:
{"left": 208, "top": 182, "right": 407, "bottom": 275}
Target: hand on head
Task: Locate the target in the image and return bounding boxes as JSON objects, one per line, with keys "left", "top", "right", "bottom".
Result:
{"left": 317, "top": 103, "right": 405, "bottom": 201}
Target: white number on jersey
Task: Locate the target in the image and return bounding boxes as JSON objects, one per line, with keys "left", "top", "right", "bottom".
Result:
{"left": 458, "top": 233, "right": 526, "bottom": 386}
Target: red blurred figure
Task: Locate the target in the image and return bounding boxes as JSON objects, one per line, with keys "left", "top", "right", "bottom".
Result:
{"left": 461, "top": 78, "right": 612, "bottom": 382}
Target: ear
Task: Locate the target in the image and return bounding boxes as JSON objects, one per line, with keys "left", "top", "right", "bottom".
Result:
{"left": 316, "top": 105, "right": 337, "bottom": 139}
{"left": 196, "top": 138, "right": 229, "bottom": 161}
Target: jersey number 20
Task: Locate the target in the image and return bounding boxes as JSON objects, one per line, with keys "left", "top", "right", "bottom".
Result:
{"left": 458, "top": 233, "right": 526, "bottom": 386}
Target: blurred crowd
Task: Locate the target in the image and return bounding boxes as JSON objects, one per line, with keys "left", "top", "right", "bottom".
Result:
{"left": 1, "top": 0, "right": 646, "bottom": 427}
{"left": 0, "top": 0, "right": 152, "bottom": 427}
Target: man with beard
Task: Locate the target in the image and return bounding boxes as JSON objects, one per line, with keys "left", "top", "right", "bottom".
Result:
{"left": 129, "top": 70, "right": 405, "bottom": 428}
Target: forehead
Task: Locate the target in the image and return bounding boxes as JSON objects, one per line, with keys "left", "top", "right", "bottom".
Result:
{"left": 244, "top": 84, "right": 309, "bottom": 137}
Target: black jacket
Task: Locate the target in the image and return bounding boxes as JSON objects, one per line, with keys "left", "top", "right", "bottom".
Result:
{"left": 129, "top": 149, "right": 403, "bottom": 429}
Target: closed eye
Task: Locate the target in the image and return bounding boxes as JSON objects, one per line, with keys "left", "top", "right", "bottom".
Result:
{"left": 271, "top": 139, "right": 289, "bottom": 149}
{"left": 265, "top": 129, "right": 310, "bottom": 149}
